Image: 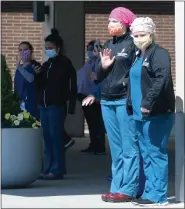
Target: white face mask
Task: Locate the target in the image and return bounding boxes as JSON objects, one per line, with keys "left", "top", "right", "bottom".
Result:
{"left": 133, "top": 35, "right": 152, "bottom": 50}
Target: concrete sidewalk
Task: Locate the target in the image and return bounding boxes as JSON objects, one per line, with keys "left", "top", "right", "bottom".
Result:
{"left": 2, "top": 137, "right": 184, "bottom": 208}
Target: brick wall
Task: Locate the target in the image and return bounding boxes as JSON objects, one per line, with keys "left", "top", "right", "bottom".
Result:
{"left": 85, "top": 1, "right": 175, "bottom": 84}
{"left": 1, "top": 1, "right": 175, "bottom": 133}
{"left": 1, "top": 12, "right": 43, "bottom": 78}
{"left": 1, "top": 1, "right": 175, "bottom": 83}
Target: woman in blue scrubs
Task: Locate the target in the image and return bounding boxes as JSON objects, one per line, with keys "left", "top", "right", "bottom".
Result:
{"left": 14, "top": 41, "right": 40, "bottom": 119}
{"left": 128, "top": 17, "right": 175, "bottom": 206}
{"left": 82, "top": 7, "right": 146, "bottom": 203}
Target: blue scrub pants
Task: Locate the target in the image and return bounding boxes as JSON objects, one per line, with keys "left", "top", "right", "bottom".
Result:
{"left": 135, "top": 113, "right": 174, "bottom": 203}
{"left": 101, "top": 99, "right": 144, "bottom": 197}
{"left": 39, "top": 105, "right": 66, "bottom": 176}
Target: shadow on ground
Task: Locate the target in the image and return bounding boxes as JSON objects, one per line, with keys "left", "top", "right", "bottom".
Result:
{"left": 2, "top": 137, "right": 175, "bottom": 199}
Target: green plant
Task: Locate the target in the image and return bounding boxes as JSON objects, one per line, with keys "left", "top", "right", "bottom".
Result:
{"left": 1, "top": 55, "right": 21, "bottom": 127}
{"left": 1, "top": 55, "right": 12, "bottom": 96}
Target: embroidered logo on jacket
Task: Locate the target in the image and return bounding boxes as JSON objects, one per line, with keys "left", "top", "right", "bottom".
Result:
{"left": 117, "top": 49, "right": 128, "bottom": 58}
{"left": 142, "top": 58, "right": 149, "bottom": 67}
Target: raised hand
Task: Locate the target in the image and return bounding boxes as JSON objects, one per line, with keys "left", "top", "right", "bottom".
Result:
{"left": 100, "top": 49, "right": 115, "bottom": 70}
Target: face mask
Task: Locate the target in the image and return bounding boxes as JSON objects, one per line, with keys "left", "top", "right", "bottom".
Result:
{"left": 45, "top": 49, "right": 57, "bottom": 58}
{"left": 133, "top": 35, "right": 152, "bottom": 50}
{"left": 21, "top": 50, "right": 32, "bottom": 62}
{"left": 108, "top": 22, "right": 125, "bottom": 36}
{"left": 87, "top": 51, "right": 94, "bottom": 59}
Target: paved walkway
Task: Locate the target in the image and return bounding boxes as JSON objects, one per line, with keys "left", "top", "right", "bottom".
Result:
{"left": 2, "top": 137, "right": 184, "bottom": 208}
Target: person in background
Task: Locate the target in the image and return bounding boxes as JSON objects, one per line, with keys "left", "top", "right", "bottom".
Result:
{"left": 82, "top": 7, "right": 145, "bottom": 203}
{"left": 77, "top": 40, "right": 106, "bottom": 155}
{"left": 14, "top": 41, "right": 41, "bottom": 119}
{"left": 82, "top": 77, "right": 114, "bottom": 181}
{"left": 34, "top": 28, "right": 77, "bottom": 180}
{"left": 128, "top": 17, "right": 175, "bottom": 206}
{"left": 14, "top": 42, "right": 74, "bottom": 151}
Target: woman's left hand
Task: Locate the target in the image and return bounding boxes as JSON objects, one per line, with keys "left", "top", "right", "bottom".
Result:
{"left": 82, "top": 95, "right": 95, "bottom": 106}
{"left": 33, "top": 65, "right": 42, "bottom": 74}
{"left": 141, "top": 107, "right": 150, "bottom": 113}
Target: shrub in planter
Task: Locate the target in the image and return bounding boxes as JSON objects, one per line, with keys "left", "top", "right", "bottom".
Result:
{"left": 1, "top": 54, "right": 20, "bottom": 126}
{"left": 1, "top": 55, "right": 43, "bottom": 188}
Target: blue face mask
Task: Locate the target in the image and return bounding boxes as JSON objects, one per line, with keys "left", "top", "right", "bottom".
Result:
{"left": 87, "top": 51, "right": 94, "bottom": 59}
{"left": 45, "top": 49, "right": 57, "bottom": 58}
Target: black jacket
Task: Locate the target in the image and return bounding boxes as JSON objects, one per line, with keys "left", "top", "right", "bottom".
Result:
{"left": 95, "top": 32, "right": 136, "bottom": 100}
{"left": 36, "top": 54, "right": 77, "bottom": 114}
{"left": 127, "top": 43, "right": 175, "bottom": 117}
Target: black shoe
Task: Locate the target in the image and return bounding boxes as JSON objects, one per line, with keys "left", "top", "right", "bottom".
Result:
{"left": 94, "top": 150, "right": 106, "bottom": 155}
{"left": 64, "top": 139, "right": 75, "bottom": 151}
{"left": 94, "top": 148, "right": 106, "bottom": 155}
{"left": 81, "top": 147, "right": 94, "bottom": 153}
{"left": 132, "top": 198, "right": 169, "bottom": 206}
{"left": 42, "top": 173, "right": 64, "bottom": 180}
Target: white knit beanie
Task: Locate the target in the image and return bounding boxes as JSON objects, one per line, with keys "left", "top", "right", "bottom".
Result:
{"left": 130, "top": 17, "right": 156, "bottom": 34}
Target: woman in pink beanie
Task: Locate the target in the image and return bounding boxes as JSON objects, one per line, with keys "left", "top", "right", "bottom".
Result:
{"left": 83, "top": 7, "right": 145, "bottom": 203}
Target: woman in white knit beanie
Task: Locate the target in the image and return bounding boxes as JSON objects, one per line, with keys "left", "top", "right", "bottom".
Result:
{"left": 127, "top": 17, "right": 175, "bottom": 206}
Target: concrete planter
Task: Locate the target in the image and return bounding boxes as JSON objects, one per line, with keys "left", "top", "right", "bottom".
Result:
{"left": 2, "top": 128, "right": 43, "bottom": 189}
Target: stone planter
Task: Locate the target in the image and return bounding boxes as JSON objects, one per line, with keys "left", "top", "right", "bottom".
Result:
{"left": 2, "top": 128, "right": 43, "bottom": 189}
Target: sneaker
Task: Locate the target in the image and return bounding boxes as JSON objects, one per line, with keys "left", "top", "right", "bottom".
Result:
{"left": 64, "top": 139, "right": 75, "bottom": 150}
{"left": 132, "top": 198, "right": 169, "bottom": 206}
{"left": 108, "top": 193, "right": 134, "bottom": 203}
{"left": 81, "top": 146, "right": 94, "bottom": 153}
{"left": 101, "top": 192, "right": 114, "bottom": 202}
